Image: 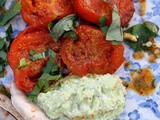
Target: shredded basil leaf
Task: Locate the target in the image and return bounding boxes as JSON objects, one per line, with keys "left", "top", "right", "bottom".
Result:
{"left": 48, "top": 22, "right": 54, "bottom": 32}
{"left": 0, "top": 51, "right": 7, "bottom": 60}
{"left": 99, "top": 4, "right": 123, "bottom": 42}
{"left": 29, "top": 51, "right": 48, "bottom": 61}
{"left": 143, "top": 21, "right": 159, "bottom": 37}
{"left": 99, "top": 15, "right": 109, "bottom": 34}
{"left": 99, "top": 15, "right": 107, "bottom": 28}
{"left": 18, "top": 58, "right": 31, "bottom": 69}
{"left": 111, "top": 41, "right": 122, "bottom": 45}
{"left": 50, "top": 14, "right": 79, "bottom": 42}
{"left": 48, "top": 49, "right": 56, "bottom": 58}
{"left": 42, "top": 57, "right": 55, "bottom": 73}
{"left": 0, "top": 1, "right": 21, "bottom": 25}
{"left": 28, "top": 50, "right": 62, "bottom": 101}
{"left": 0, "top": 0, "right": 6, "bottom": 9}
{"left": 29, "top": 49, "right": 36, "bottom": 55}
{"left": 63, "top": 31, "right": 78, "bottom": 40}
{"left": 106, "top": 5, "right": 123, "bottom": 41}
{"left": 39, "top": 73, "right": 61, "bottom": 81}
{"left": 0, "top": 38, "right": 5, "bottom": 49}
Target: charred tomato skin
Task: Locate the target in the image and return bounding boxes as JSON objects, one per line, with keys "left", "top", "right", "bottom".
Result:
{"left": 8, "top": 25, "right": 58, "bottom": 92}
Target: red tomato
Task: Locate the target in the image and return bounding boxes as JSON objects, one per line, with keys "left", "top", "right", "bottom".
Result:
{"left": 21, "top": 0, "right": 75, "bottom": 26}
{"left": 74, "top": 0, "right": 134, "bottom": 26}
{"left": 73, "top": 0, "right": 113, "bottom": 26}
{"left": 60, "top": 24, "right": 125, "bottom": 76}
{"left": 8, "top": 25, "right": 58, "bottom": 92}
{"left": 108, "top": 0, "right": 135, "bottom": 26}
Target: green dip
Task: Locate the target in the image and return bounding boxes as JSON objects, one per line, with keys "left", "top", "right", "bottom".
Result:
{"left": 36, "top": 74, "right": 126, "bottom": 120}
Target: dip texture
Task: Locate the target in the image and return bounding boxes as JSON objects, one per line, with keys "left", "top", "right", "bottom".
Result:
{"left": 36, "top": 74, "right": 126, "bottom": 120}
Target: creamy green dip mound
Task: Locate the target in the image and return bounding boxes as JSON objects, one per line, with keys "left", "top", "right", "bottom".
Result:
{"left": 36, "top": 74, "right": 126, "bottom": 120}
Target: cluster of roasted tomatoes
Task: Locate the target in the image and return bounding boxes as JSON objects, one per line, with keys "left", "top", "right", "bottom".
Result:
{"left": 8, "top": 0, "right": 134, "bottom": 92}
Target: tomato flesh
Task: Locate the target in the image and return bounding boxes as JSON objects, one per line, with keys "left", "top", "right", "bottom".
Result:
{"left": 74, "top": 0, "right": 112, "bottom": 26}
{"left": 8, "top": 25, "right": 57, "bottom": 92}
{"left": 21, "top": 0, "right": 75, "bottom": 26}
{"left": 60, "top": 24, "right": 125, "bottom": 76}
{"left": 74, "top": 0, "right": 134, "bottom": 26}
{"left": 108, "top": 0, "right": 135, "bottom": 26}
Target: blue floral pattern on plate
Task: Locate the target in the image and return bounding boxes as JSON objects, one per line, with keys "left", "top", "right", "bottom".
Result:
{"left": 0, "top": 0, "right": 160, "bottom": 120}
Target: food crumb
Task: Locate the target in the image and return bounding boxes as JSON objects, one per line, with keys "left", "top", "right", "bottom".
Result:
{"left": 128, "top": 67, "right": 156, "bottom": 96}
{"left": 148, "top": 53, "right": 157, "bottom": 63}
{"left": 124, "top": 61, "right": 132, "bottom": 69}
{"left": 133, "top": 51, "right": 145, "bottom": 60}
{"left": 139, "top": 0, "right": 146, "bottom": 16}
{"left": 31, "top": 108, "right": 36, "bottom": 112}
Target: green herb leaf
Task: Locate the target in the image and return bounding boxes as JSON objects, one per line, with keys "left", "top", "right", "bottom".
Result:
{"left": 111, "top": 41, "right": 122, "bottom": 45}
{"left": 0, "top": 1, "right": 21, "bottom": 25}
{"left": 143, "top": 21, "right": 159, "bottom": 37}
{"left": 42, "top": 57, "right": 55, "bottom": 73}
{"left": 39, "top": 73, "right": 61, "bottom": 81}
{"left": 28, "top": 73, "right": 61, "bottom": 101}
{"left": 6, "top": 25, "right": 13, "bottom": 41}
{"left": 106, "top": 5, "right": 123, "bottom": 41}
{"left": 51, "top": 65, "right": 59, "bottom": 73}
{"left": 48, "top": 22, "right": 54, "bottom": 32}
{"left": 28, "top": 79, "right": 45, "bottom": 100}
{"left": 18, "top": 58, "right": 31, "bottom": 69}
{"left": 99, "top": 15, "right": 107, "bottom": 28}
{"left": 63, "top": 31, "right": 78, "bottom": 40}
{"left": 29, "top": 51, "right": 48, "bottom": 61}
{"left": 28, "top": 50, "right": 62, "bottom": 101}
{"left": 0, "top": 25, "right": 13, "bottom": 78}
{"left": 29, "top": 49, "right": 36, "bottom": 55}
{"left": 99, "top": 16, "right": 109, "bottom": 34}
{"left": 50, "top": 14, "right": 79, "bottom": 42}
{"left": 0, "top": 0, "right": 6, "bottom": 9}
{"left": 0, "top": 38, "right": 5, "bottom": 49}
{"left": 0, "top": 85, "right": 11, "bottom": 98}
{"left": 48, "top": 49, "right": 56, "bottom": 58}
{"left": 99, "top": 4, "right": 123, "bottom": 42}
{"left": 124, "top": 22, "right": 159, "bottom": 52}
{"left": 0, "top": 51, "right": 7, "bottom": 60}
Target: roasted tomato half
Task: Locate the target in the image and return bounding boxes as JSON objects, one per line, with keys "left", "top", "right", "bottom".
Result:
{"left": 21, "top": 0, "right": 75, "bottom": 26}
{"left": 108, "top": 0, "right": 135, "bottom": 26}
{"left": 8, "top": 25, "right": 57, "bottom": 92}
{"left": 74, "top": 0, "right": 134, "bottom": 26}
{"left": 60, "top": 24, "right": 125, "bottom": 76}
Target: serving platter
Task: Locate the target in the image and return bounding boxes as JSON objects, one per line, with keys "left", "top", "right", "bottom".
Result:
{"left": 0, "top": 0, "right": 160, "bottom": 120}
